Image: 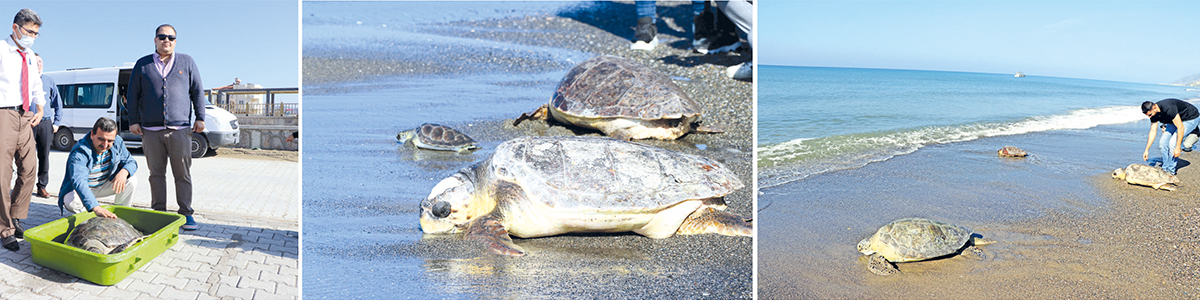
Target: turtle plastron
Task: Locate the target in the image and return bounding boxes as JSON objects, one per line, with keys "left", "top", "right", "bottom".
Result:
{"left": 464, "top": 214, "right": 526, "bottom": 257}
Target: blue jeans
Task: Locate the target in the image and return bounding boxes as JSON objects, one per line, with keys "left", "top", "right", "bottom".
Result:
{"left": 1159, "top": 117, "right": 1200, "bottom": 174}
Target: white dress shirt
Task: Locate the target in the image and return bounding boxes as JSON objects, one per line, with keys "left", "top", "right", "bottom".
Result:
{"left": 0, "top": 35, "right": 44, "bottom": 108}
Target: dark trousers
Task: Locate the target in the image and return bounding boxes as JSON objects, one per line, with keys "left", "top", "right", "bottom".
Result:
{"left": 143, "top": 128, "right": 194, "bottom": 216}
{"left": 33, "top": 118, "right": 52, "bottom": 189}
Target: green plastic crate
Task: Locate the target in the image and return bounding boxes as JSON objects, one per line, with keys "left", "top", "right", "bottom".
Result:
{"left": 24, "top": 205, "right": 185, "bottom": 285}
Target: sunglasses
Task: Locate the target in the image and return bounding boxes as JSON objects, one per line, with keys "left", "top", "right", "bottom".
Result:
{"left": 156, "top": 34, "right": 176, "bottom": 41}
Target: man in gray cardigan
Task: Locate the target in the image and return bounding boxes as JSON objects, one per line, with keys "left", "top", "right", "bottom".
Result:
{"left": 127, "top": 24, "right": 203, "bottom": 230}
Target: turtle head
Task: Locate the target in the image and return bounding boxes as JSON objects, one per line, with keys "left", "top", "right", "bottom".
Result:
{"left": 856, "top": 237, "right": 876, "bottom": 255}
{"left": 1112, "top": 168, "right": 1126, "bottom": 180}
{"left": 419, "top": 171, "right": 478, "bottom": 234}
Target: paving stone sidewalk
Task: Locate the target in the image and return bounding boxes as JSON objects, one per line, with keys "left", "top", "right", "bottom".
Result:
{"left": 0, "top": 151, "right": 299, "bottom": 299}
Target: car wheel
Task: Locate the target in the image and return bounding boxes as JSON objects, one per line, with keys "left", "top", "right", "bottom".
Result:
{"left": 54, "top": 127, "right": 74, "bottom": 151}
{"left": 190, "top": 133, "right": 209, "bottom": 158}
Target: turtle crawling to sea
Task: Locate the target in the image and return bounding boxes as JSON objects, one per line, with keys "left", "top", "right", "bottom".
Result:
{"left": 1112, "top": 164, "right": 1180, "bottom": 191}
{"left": 997, "top": 146, "right": 1027, "bottom": 157}
{"left": 513, "top": 55, "right": 722, "bottom": 140}
{"left": 419, "top": 136, "right": 751, "bottom": 256}
{"left": 857, "top": 218, "right": 993, "bottom": 276}
{"left": 397, "top": 123, "right": 479, "bottom": 152}
{"left": 68, "top": 217, "right": 146, "bottom": 255}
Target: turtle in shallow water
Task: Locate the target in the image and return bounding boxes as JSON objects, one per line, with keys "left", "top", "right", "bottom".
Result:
{"left": 997, "top": 146, "right": 1027, "bottom": 157}
{"left": 397, "top": 123, "right": 479, "bottom": 152}
{"left": 1112, "top": 164, "right": 1180, "bottom": 191}
{"left": 513, "top": 55, "right": 722, "bottom": 140}
{"left": 419, "top": 136, "right": 751, "bottom": 256}
{"left": 67, "top": 217, "right": 145, "bottom": 255}
{"left": 857, "top": 218, "right": 993, "bottom": 276}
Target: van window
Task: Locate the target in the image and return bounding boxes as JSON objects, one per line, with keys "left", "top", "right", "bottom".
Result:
{"left": 67, "top": 83, "right": 114, "bottom": 108}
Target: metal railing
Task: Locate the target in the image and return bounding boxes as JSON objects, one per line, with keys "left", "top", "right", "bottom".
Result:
{"left": 204, "top": 87, "right": 298, "bottom": 116}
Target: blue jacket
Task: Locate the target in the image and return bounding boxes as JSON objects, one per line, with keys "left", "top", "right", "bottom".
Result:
{"left": 34, "top": 74, "right": 63, "bottom": 124}
{"left": 58, "top": 133, "right": 138, "bottom": 214}
{"left": 127, "top": 53, "right": 205, "bottom": 127}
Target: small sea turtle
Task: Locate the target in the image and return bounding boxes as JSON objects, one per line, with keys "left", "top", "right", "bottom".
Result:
{"left": 67, "top": 217, "right": 146, "bottom": 255}
{"left": 997, "top": 146, "right": 1027, "bottom": 157}
{"left": 513, "top": 55, "right": 722, "bottom": 140}
{"left": 857, "top": 218, "right": 992, "bottom": 276}
{"left": 397, "top": 123, "right": 479, "bottom": 152}
{"left": 1112, "top": 164, "right": 1180, "bottom": 191}
{"left": 419, "top": 136, "right": 750, "bottom": 256}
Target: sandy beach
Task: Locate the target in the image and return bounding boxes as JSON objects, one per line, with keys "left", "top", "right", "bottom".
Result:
{"left": 302, "top": 1, "right": 752, "bottom": 298}
{"left": 758, "top": 121, "right": 1199, "bottom": 298}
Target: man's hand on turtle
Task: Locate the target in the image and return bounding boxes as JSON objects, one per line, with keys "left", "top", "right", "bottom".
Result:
{"left": 92, "top": 207, "right": 118, "bottom": 219}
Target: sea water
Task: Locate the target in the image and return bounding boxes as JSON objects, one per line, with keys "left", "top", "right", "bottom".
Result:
{"left": 757, "top": 65, "right": 1199, "bottom": 188}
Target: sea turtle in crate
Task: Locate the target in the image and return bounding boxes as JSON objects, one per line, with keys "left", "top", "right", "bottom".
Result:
{"left": 1112, "top": 164, "right": 1180, "bottom": 191}
{"left": 419, "top": 136, "right": 750, "bottom": 256}
{"left": 857, "top": 218, "right": 994, "bottom": 276}
{"left": 997, "top": 146, "right": 1027, "bottom": 157}
{"left": 397, "top": 123, "right": 479, "bottom": 152}
{"left": 513, "top": 55, "right": 722, "bottom": 140}
{"left": 67, "top": 217, "right": 146, "bottom": 255}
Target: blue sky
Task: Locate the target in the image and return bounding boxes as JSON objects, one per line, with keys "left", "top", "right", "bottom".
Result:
{"left": 760, "top": 1, "right": 1200, "bottom": 84}
{"left": 13, "top": 1, "right": 298, "bottom": 93}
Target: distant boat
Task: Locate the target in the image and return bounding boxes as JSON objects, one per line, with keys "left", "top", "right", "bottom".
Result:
{"left": 1014, "top": 72, "right": 1026, "bottom": 78}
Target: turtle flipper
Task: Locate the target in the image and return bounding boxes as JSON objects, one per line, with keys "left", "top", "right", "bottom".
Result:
{"left": 867, "top": 254, "right": 901, "bottom": 276}
{"left": 465, "top": 215, "right": 526, "bottom": 256}
{"left": 676, "top": 206, "right": 752, "bottom": 237}
{"left": 513, "top": 105, "right": 550, "bottom": 127}
{"left": 1153, "top": 182, "right": 1177, "bottom": 191}
{"left": 82, "top": 239, "right": 112, "bottom": 255}
{"left": 111, "top": 237, "right": 145, "bottom": 254}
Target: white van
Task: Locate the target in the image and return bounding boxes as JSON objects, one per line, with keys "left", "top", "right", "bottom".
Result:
{"left": 44, "top": 64, "right": 239, "bottom": 158}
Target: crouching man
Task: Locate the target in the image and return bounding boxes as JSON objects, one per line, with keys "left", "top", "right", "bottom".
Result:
{"left": 59, "top": 118, "right": 138, "bottom": 219}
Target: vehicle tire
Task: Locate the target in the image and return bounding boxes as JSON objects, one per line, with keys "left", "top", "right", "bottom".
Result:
{"left": 54, "top": 127, "right": 74, "bottom": 151}
{"left": 190, "top": 132, "right": 209, "bottom": 158}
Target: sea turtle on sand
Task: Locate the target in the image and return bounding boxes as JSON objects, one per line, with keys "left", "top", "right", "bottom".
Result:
{"left": 419, "top": 136, "right": 751, "bottom": 256}
{"left": 997, "top": 146, "right": 1027, "bottom": 157}
{"left": 513, "top": 55, "right": 722, "bottom": 140}
{"left": 857, "top": 218, "right": 993, "bottom": 276}
{"left": 67, "top": 217, "right": 146, "bottom": 255}
{"left": 397, "top": 123, "right": 479, "bottom": 152}
{"left": 1112, "top": 164, "right": 1180, "bottom": 191}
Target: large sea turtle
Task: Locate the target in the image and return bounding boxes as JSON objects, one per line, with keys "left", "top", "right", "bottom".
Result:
{"left": 857, "top": 218, "right": 993, "bottom": 276}
{"left": 997, "top": 146, "right": 1027, "bottom": 157}
{"left": 67, "top": 217, "right": 145, "bottom": 255}
{"left": 1112, "top": 164, "right": 1180, "bottom": 191}
{"left": 419, "top": 136, "right": 750, "bottom": 256}
{"left": 397, "top": 123, "right": 479, "bottom": 152}
{"left": 513, "top": 55, "right": 721, "bottom": 140}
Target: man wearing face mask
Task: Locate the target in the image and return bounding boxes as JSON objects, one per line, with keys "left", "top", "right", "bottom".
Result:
{"left": 0, "top": 8, "right": 45, "bottom": 252}
{"left": 127, "top": 24, "right": 204, "bottom": 231}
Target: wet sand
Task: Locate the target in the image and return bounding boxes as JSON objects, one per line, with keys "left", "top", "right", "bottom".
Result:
{"left": 302, "top": 1, "right": 752, "bottom": 298}
{"left": 758, "top": 122, "right": 1199, "bottom": 298}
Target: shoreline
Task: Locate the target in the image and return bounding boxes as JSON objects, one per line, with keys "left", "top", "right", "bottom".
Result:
{"left": 302, "top": 2, "right": 754, "bottom": 298}
{"left": 759, "top": 121, "right": 1198, "bottom": 298}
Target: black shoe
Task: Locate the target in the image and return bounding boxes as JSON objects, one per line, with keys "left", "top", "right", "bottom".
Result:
{"left": 692, "top": 8, "right": 715, "bottom": 51}
{"left": 696, "top": 8, "right": 742, "bottom": 54}
{"left": 630, "top": 16, "right": 658, "bottom": 50}
{"left": 12, "top": 219, "right": 22, "bottom": 239}
{"left": 2, "top": 235, "right": 17, "bottom": 252}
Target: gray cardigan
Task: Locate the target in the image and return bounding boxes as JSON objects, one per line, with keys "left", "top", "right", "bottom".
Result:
{"left": 127, "top": 53, "right": 205, "bottom": 127}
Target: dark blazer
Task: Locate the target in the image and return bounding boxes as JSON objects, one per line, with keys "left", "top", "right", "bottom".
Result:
{"left": 127, "top": 53, "right": 205, "bottom": 127}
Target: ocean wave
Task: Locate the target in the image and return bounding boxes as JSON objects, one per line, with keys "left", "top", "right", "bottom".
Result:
{"left": 757, "top": 105, "right": 1147, "bottom": 188}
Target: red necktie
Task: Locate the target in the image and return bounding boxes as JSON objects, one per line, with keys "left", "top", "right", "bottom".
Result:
{"left": 17, "top": 50, "right": 28, "bottom": 112}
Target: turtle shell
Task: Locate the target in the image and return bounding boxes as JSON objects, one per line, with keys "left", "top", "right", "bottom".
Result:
{"left": 998, "top": 146, "right": 1027, "bottom": 157}
{"left": 67, "top": 217, "right": 144, "bottom": 255}
{"left": 865, "top": 218, "right": 973, "bottom": 262}
{"left": 488, "top": 136, "right": 742, "bottom": 210}
{"left": 1118, "top": 164, "right": 1180, "bottom": 185}
{"left": 551, "top": 55, "right": 702, "bottom": 120}
{"left": 414, "top": 123, "right": 476, "bottom": 148}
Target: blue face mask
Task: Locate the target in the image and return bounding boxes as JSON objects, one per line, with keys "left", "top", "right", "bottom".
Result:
{"left": 17, "top": 34, "right": 33, "bottom": 49}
